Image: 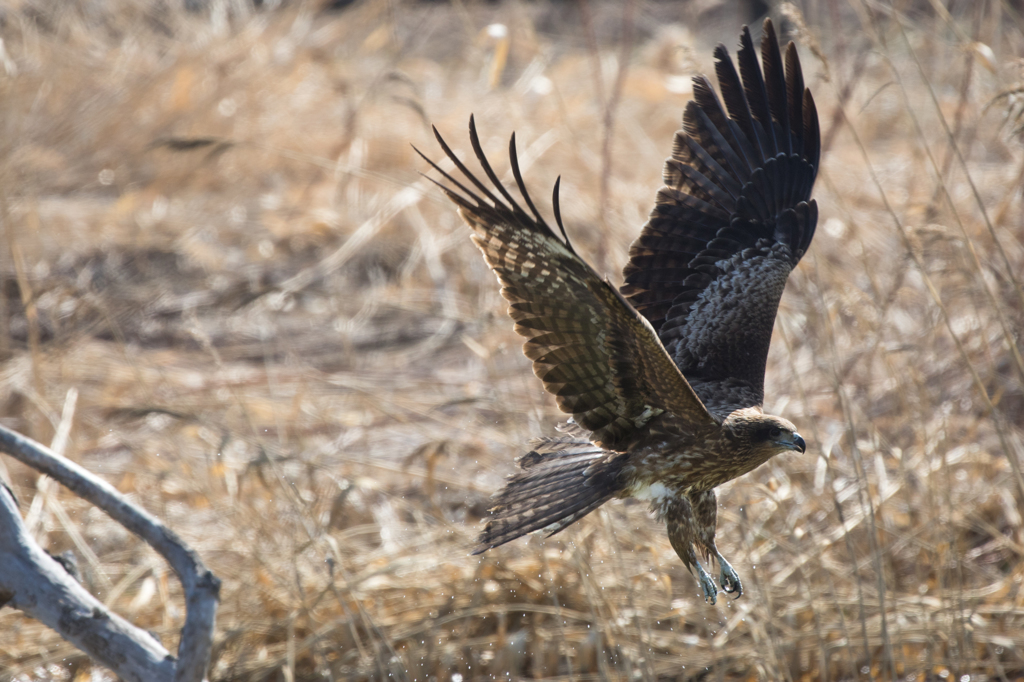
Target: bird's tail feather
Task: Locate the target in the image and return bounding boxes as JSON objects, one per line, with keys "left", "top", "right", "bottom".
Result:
{"left": 472, "top": 436, "right": 621, "bottom": 554}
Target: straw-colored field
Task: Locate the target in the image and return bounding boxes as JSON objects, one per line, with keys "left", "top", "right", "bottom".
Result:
{"left": 1, "top": 1, "right": 1022, "bottom": 680}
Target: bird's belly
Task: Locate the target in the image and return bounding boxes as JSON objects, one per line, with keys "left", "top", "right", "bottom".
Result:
{"left": 620, "top": 438, "right": 750, "bottom": 505}
{"left": 627, "top": 480, "right": 682, "bottom": 518}
{"left": 619, "top": 445, "right": 703, "bottom": 511}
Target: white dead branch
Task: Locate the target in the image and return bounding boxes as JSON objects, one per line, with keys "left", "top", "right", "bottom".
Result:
{"left": 0, "top": 423, "right": 220, "bottom": 682}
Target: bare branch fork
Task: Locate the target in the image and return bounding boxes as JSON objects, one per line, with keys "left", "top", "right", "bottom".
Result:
{"left": 0, "top": 423, "right": 220, "bottom": 682}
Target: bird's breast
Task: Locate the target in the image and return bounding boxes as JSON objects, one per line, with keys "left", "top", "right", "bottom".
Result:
{"left": 618, "top": 418, "right": 753, "bottom": 503}
{"left": 620, "top": 438, "right": 713, "bottom": 500}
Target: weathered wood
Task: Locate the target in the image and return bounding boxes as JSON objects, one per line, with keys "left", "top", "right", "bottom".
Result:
{"left": 0, "top": 424, "right": 220, "bottom": 682}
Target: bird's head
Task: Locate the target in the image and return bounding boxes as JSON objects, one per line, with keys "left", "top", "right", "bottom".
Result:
{"left": 723, "top": 410, "right": 806, "bottom": 472}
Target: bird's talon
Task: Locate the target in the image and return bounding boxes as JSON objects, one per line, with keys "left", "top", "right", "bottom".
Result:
{"left": 697, "top": 569, "right": 719, "bottom": 605}
{"left": 719, "top": 563, "right": 743, "bottom": 598}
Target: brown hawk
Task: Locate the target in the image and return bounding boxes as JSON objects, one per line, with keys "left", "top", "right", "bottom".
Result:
{"left": 417, "top": 19, "right": 819, "bottom": 604}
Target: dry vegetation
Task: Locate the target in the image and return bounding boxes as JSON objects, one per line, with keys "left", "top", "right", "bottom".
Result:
{"left": 0, "top": 0, "right": 1023, "bottom": 680}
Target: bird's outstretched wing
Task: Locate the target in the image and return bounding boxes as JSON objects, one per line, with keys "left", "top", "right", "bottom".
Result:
{"left": 621, "top": 19, "right": 820, "bottom": 412}
{"left": 416, "top": 117, "right": 717, "bottom": 450}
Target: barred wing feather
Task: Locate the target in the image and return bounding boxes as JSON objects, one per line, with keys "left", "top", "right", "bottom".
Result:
{"left": 416, "top": 117, "right": 717, "bottom": 450}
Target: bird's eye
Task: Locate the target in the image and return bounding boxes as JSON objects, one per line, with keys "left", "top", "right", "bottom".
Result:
{"left": 769, "top": 427, "right": 782, "bottom": 439}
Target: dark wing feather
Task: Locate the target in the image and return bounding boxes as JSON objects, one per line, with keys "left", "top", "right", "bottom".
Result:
{"left": 417, "top": 117, "right": 717, "bottom": 449}
{"left": 621, "top": 18, "right": 820, "bottom": 414}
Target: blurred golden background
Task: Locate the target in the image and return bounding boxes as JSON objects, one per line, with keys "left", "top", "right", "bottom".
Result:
{"left": 0, "top": 0, "right": 1022, "bottom": 679}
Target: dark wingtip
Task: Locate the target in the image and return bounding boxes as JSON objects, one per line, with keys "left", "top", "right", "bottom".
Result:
{"left": 431, "top": 123, "right": 445, "bottom": 148}
{"left": 508, "top": 131, "right": 549, "bottom": 229}
{"left": 415, "top": 131, "right": 491, "bottom": 210}
{"left": 551, "top": 175, "right": 575, "bottom": 253}
{"left": 803, "top": 89, "right": 821, "bottom": 170}
{"left": 430, "top": 123, "right": 456, "bottom": 162}
{"left": 467, "top": 112, "right": 524, "bottom": 212}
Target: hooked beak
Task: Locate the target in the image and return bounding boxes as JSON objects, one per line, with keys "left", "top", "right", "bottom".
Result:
{"left": 792, "top": 433, "right": 806, "bottom": 453}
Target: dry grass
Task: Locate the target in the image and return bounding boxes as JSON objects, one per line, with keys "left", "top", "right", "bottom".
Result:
{"left": 0, "top": 0, "right": 1022, "bottom": 680}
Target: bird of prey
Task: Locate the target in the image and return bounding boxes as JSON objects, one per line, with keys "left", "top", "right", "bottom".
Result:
{"left": 417, "top": 18, "right": 819, "bottom": 604}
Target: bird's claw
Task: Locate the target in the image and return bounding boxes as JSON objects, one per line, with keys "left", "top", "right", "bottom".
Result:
{"left": 695, "top": 564, "right": 719, "bottom": 605}
{"left": 718, "top": 556, "right": 743, "bottom": 598}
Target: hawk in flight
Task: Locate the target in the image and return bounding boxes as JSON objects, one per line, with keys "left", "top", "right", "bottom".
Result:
{"left": 418, "top": 19, "right": 819, "bottom": 603}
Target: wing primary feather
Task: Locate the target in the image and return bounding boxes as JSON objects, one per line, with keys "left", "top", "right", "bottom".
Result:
{"left": 803, "top": 90, "right": 821, "bottom": 173}
{"left": 508, "top": 132, "right": 552, "bottom": 233}
{"left": 760, "top": 18, "right": 791, "bottom": 155}
{"left": 680, "top": 134, "right": 741, "bottom": 200}
{"left": 551, "top": 175, "right": 575, "bottom": 253}
{"left": 686, "top": 96, "right": 750, "bottom": 183}
{"left": 431, "top": 122, "right": 504, "bottom": 208}
{"left": 467, "top": 114, "right": 528, "bottom": 215}
{"left": 412, "top": 143, "right": 487, "bottom": 209}
{"left": 713, "top": 44, "right": 765, "bottom": 166}
{"left": 737, "top": 24, "right": 777, "bottom": 157}
{"left": 666, "top": 158, "right": 736, "bottom": 209}
{"left": 784, "top": 42, "right": 806, "bottom": 157}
